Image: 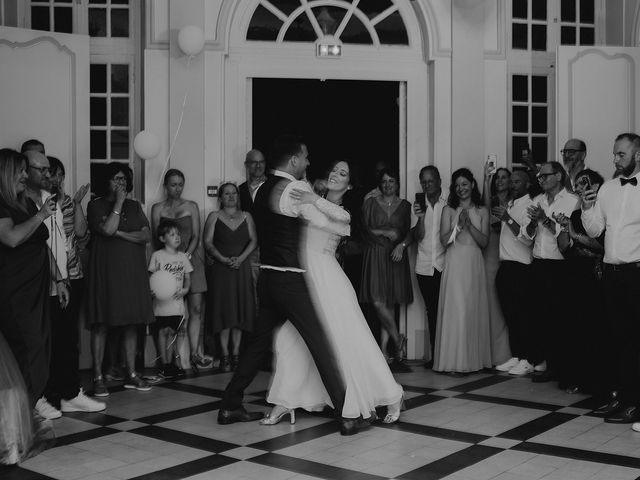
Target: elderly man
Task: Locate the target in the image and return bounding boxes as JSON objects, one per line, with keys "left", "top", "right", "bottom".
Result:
{"left": 239, "top": 149, "right": 267, "bottom": 215}
{"left": 561, "top": 139, "right": 587, "bottom": 190}
{"left": 523, "top": 161, "right": 579, "bottom": 383}
{"left": 582, "top": 133, "right": 640, "bottom": 425}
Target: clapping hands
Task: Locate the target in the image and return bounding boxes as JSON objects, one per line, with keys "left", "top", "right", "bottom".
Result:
{"left": 458, "top": 208, "right": 470, "bottom": 229}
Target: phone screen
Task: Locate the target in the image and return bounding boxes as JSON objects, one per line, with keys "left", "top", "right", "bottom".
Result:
{"left": 415, "top": 192, "right": 426, "bottom": 212}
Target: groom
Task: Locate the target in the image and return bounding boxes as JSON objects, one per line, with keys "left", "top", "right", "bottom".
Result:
{"left": 217, "top": 135, "right": 366, "bottom": 435}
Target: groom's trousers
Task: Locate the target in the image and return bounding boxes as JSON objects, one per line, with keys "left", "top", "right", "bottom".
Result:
{"left": 221, "top": 270, "right": 346, "bottom": 414}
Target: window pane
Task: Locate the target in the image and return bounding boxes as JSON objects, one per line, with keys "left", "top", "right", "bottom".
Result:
{"left": 512, "top": 75, "right": 528, "bottom": 102}
{"left": 561, "top": 0, "right": 576, "bottom": 22}
{"left": 340, "top": 15, "right": 372, "bottom": 44}
{"left": 57, "top": 0, "right": 73, "bottom": 3}
{"left": 532, "top": 137, "right": 548, "bottom": 163}
{"left": 359, "top": 0, "right": 394, "bottom": 19}
{"left": 112, "top": 0, "right": 129, "bottom": 4}
{"left": 111, "top": 8, "right": 129, "bottom": 37}
{"left": 90, "top": 64, "right": 107, "bottom": 93}
{"left": 31, "top": 6, "right": 50, "bottom": 31}
{"left": 531, "top": 76, "right": 547, "bottom": 102}
{"left": 532, "top": 0, "right": 546, "bottom": 20}
{"left": 283, "top": 12, "right": 316, "bottom": 42}
{"left": 89, "top": 0, "right": 106, "bottom": 4}
{"left": 247, "top": 4, "right": 283, "bottom": 41}
{"left": 54, "top": 7, "right": 73, "bottom": 33}
{"left": 375, "top": 11, "right": 409, "bottom": 45}
{"left": 512, "top": 0, "right": 527, "bottom": 19}
{"left": 269, "top": 0, "right": 303, "bottom": 16}
{"left": 531, "top": 24, "right": 546, "bottom": 50}
{"left": 111, "top": 98, "right": 129, "bottom": 127}
{"left": 512, "top": 136, "right": 529, "bottom": 162}
{"left": 512, "top": 106, "right": 528, "bottom": 133}
{"left": 111, "top": 64, "right": 129, "bottom": 93}
{"left": 532, "top": 106, "right": 547, "bottom": 133}
{"left": 111, "top": 131, "right": 129, "bottom": 159}
{"left": 512, "top": 23, "right": 527, "bottom": 49}
{"left": 580, "top": 27, "right": 595, "bottom": 45}
{"left": 90, "top": 130, "right": 106, "bottom": 159}
{"left": 311, "top": 7, "right": 345, "bottom": 36}
{"left": 4, "top": 0, "right": 18, "bottom": 26}
{"left": 89, "top": 8, "right": 107, "bottom": 37}
{"left": 90, "top": 98, "right": 107, "bottom": 126}
{"left": 561, "top": 26, "right": 576, "bottom": 44}
{"left": 580, "top": 0, "right": 594, "bottom": 23}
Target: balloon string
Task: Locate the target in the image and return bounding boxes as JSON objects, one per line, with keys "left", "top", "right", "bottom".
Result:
{"left": 153, "top": 55, "right": 193, "bottom": 199}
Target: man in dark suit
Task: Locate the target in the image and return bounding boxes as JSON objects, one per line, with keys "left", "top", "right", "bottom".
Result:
{"left": 218, "top": 135, "right": 366, "bottom": 435}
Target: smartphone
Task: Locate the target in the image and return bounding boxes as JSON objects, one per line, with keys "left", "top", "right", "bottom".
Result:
{"left": 579, "top": 175, "right": 592, "bottom": 190}
{"left": 415, "top": 192, "right": 426, "bottom": 212}
{"left": 487, "top": 154, "right": 497, "bottom": 175}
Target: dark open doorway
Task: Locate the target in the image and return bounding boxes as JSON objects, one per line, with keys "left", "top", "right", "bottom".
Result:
{"left": 252, "top": 78, "right": 400, "bottom": 191}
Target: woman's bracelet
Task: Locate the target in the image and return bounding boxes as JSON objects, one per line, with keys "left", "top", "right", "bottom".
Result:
{"left": 112, "top": 209, "right": 121, "bottom": 216}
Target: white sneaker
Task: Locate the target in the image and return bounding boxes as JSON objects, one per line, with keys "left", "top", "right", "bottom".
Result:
{"left": 35, "top": 397, "right": 62, "bottom": 419}
{"left": 534, "top": 361, "right": 547, "bottom": 372}
{"left": 60, "top": 388, "right": 106, "bottom": 413}
{"left": 632, "top": 422, "right": 640, "bottom": 433}
{"left": 495, "top": 357, "right": 519, "bottom": 372}
{"left": 509, "top": 359, "right": 534, "bottom": 376}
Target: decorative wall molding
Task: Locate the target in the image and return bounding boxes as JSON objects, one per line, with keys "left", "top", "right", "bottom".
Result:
{"left": 484, "top": 0, "right": 506, "bottom": 59}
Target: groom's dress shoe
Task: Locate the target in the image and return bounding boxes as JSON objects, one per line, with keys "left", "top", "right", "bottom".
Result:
{"left": 217, "top": 407, "right": 264, "bottom": 425}
{"left": 593, "top": 398, "right": 623, "bottom": 417}
{"left": 340, "top": 416, "right": 371, "bottom": 436}
{"left": 604, "top": 406, "right": 640, "bottom": 424}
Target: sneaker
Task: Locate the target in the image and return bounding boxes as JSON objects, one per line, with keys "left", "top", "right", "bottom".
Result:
{"left": 104, "top": 367, "right": 125, "bottom": 382}
{"left": 35, "top": 397, "right": 62, "bottom": 420}
{"left": 93, "top": 376, "right": 109, "bottom": 397}
{"left": 158, "top": 364, "right": 174, "bottom": 380}
{"left": 534, "top": 361, "right": 547, "bottom": 372}
{"left": 123, "top": 372, "right": 152, "bottom": 391}
{"left": 495, "top": 357, "right": 519, "bottom": 372}
{"left": 173, "top": 364, "right": 186, "bottom": 377}
{"left": 61, "top": 389, "right": 106, "bottom": 413}
{"left": 508, "top": 359, "right": 534, "bottom": 376}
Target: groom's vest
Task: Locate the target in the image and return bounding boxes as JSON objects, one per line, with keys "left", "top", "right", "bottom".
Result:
{"left": 254, "top": 175, "right": 302, "bottom": 269}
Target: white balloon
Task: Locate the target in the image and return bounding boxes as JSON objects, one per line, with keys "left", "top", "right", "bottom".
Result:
{"left": 177, "top": 25, "right": 205, "bottom": 57}
{"left": 150, "top": 270, "right": 176, "bottom": 301}
{"left": 133, "top": 130, "right": 161, "bottom": 160}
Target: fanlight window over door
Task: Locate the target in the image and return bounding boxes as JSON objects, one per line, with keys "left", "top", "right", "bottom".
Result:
{"left": 247, "top": 0, "right": 409, "bottom": 46}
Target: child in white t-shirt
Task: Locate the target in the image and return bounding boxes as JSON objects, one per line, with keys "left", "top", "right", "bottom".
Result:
{"left": 149, "top": 219, "right": 193, "bottom": 378}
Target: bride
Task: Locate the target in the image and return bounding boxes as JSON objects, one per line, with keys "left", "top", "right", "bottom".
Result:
{"left": 261, "top": 160, "right": 403, "bottom": 425}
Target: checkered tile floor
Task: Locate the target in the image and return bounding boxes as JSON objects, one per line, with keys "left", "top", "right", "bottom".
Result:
{"left": 4, "top": 367, "right": 640, "bottom": 480}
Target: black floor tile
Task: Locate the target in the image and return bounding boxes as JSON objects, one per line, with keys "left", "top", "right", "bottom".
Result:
{"left": 60, "top": 411, "right": 128, "bottom": 427}
{"left": 0, "top": 466, "right": 55, "bottom": 480}
{"left": 457, "top": 392, "right": 561, "bottom": 411}
{"left": 133, "top": 400, "right": 220, "bottom": 424}
{"left": 498, "top": 412, "right": 577, "bottom": 441}
{"left": 380, "top": 421, "right": 489, "bottom": 444}
{"left": 398, "top": 444, "right": 503, "bottom": 480}
{"left": 249, "top": 421, "right": 338, "bottom": 451}
{"left": 54, "top": 426, "right": 120, "bottom": 447}
{"left": 130, "top": 425, "right": 240, "bottom": 453}
{"left": 404, "top": 394, "right": 447, "bottom": 410}
{"left": 250, "top": 452, "right": 388, "bottom": 480}
{"left": 155, "top": 381, "right": 225, "bottom": 398}
{"left": 129, "top": 454, "right": 237, "bottom": 480}
{"left": 513, "top": 441, "right": 640, "bottom": 469}
{"left": 448, "top": 375, "right": 512, "bottom": 393}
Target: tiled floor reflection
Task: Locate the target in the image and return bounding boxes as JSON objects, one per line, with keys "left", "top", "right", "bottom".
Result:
{"left": 5, "top": 367, "right": 640, "bottom": 480}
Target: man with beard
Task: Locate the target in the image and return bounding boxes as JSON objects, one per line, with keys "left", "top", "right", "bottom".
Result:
{"left": 561, "top": 139, "right": 587, "bottom": 190}
{"left": 582, "top": 133, "right": 640, "bottom": 426}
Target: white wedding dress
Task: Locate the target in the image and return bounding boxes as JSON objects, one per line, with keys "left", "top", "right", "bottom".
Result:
{"left": 266, "top": 198, "right": 403, "bottom": 419}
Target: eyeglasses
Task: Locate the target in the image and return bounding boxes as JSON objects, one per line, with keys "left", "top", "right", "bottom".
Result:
{"left": 29, "top": 165, "right": 50, "bottom": 174}
{"left": 537, "top": 172, "right": 557, "bottom": 181}
{"left": 560, "top": 149, "right": 584, "bottom": 156}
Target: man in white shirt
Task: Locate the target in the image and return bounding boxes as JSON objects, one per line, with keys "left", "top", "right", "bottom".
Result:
{"left": 581, "top": 133, "right": 640, "bottom": 425}
{"left": 406, "top": 166, "right": 445, "bottom": 366}
{"left": 561, "top": 138, "right": 587, "bottom": 190}
{"left": 493, "top": 171, "right": 535, "bottom": 375}
{"left": 523, "top": 161, "right": 579, "bottom": 383}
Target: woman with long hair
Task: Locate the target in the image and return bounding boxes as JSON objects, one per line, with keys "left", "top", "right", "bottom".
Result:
{"left": 151, "top": 169, "right": 211, "bottom": 372}
{"left": 433, "top": 168, "right": 492, "bottom": 374}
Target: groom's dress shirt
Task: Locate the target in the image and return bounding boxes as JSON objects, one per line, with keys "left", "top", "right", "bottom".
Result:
{"left": 581, "top": 172, "right": 640, "bottom": 264}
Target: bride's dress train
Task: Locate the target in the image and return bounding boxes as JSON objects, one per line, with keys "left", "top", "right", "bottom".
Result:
{"left": 266, "top": 197, "right": 403, "bottom": 419}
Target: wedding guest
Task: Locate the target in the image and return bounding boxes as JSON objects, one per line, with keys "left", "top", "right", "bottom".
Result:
{"left": 86, "top": 162, "right": 154, "bottom": 396}
{"left": 433, "top": 168, "right": 491, "bottom": 375}
{"left": 151, "top": 169, "right": 211, "bottom": 372}
{"left": 361, "top": 168, "right": 413, "bottom": 372}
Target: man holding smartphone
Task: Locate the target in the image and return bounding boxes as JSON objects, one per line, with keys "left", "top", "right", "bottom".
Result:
{"left": 581, "top": 133, "right": 640, "bottom": 426}
{"left": 407, "top": 166, "right": 446, "bottom": 367}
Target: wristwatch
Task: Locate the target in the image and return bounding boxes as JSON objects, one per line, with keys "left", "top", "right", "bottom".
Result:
{"left": 507, "top": 218, "right": 514, "bottom": 226}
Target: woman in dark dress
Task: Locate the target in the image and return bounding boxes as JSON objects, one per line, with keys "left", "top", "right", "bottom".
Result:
{"left": 556, "top": 168, "right": 605, "bottom": 394}
{"left": 0, "top": 148, "right": 56, "bottom": 463}
{"left": 360, "top": 168, "right": 413, "bottom": 372}
{"left": 86, "top": 163, "right": 154, "bottom": 396}
{"left": 151, "top": 169, "right": 211, "bottom": 372}
{"left": 203, "top": 182, "right": 257, "bottom": 372}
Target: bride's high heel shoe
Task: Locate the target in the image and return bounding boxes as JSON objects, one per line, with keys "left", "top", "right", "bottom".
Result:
{"left": 259, "top": 407, "right": 296, "bottom": 425}
{"left": 383, "top": 395, "right": 404, "bottom": 424}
